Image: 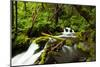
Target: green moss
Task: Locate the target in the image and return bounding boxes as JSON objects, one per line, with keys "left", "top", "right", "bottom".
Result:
{"left": 77, "top": 42, "right": 86, "bottom": 51}
{"left": 39, "top": 51, "right": 47, "bottom": 64}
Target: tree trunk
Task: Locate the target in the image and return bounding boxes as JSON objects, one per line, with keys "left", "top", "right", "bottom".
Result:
{"left": 11, "top": 1, "right": 14, "bottom": 26}
{"left": 15, "top": 1, "right": 18, "bottom": 37}
{"left": 27, "top": 7, "right": 40, "bottom": 37}
{"left": 41, "top": 3, "right": 44, "bottom": 9}
{"left": 55, "top": 4, "right": 59, "bottom": 24}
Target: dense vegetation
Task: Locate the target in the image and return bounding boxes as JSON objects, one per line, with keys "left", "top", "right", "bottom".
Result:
{"left": 11, "top": 1, "right": 96, "bottom": 63}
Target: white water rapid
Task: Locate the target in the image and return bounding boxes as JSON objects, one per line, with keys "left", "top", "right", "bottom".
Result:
{"left": 12, "top": 43, "right": 44, "bottom": 66}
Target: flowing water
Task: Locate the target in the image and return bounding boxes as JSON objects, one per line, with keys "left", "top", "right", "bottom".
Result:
{"left": 12, "top": 43, "right": 44, "bottom": 66}
{"left": 12, "top": 28, "right": 77, "bottom": 66}
{"left": 12, "top": 43, "right": 76, "bottom": 66}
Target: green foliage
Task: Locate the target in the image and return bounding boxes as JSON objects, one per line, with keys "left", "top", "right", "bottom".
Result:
{"left": 12, "top": 1, "right": 96, "bottom": 63}
{"left": 15, "top": 34, "right": 29, "bottom": 45}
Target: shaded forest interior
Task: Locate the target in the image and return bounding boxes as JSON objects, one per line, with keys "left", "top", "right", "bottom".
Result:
{"left": 11, "top": 1, "right": 96, "bottom": 62}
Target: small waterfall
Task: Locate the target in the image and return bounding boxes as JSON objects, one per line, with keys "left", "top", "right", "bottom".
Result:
{"left": 12, "top": 43, "right": 43, "bottom": 66}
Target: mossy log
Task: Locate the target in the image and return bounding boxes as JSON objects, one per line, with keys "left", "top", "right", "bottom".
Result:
{"left": 33, "top": 33, "right": 78, "bottom": 64}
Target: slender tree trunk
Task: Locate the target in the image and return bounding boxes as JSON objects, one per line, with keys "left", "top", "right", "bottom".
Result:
{"left": 15, "top": 1, "right": 18, "bottom": 37}
{"left": 12, "top": 1, "right": 18, "bottom": 55}
{"left": 27, "top": 7, "right": 40, "bottom": 37}
{"left": 11, "top": 1, "right": 14, "bottom": 26}
{"left": 41, "top": 3, "right": 44, "bottom": 9}
{"left": 11, "top": 0, "right": 14, "bottom": 57}
{"left": 55, "top": 4, "right": 59, "bottom": 24}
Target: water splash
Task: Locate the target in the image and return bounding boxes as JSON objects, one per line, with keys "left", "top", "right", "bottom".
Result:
{"left": 12, "top": 43, "right": 43, "bottom": 66}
